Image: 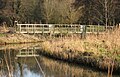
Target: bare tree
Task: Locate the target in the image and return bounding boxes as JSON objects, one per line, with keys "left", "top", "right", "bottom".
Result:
{"left": 92, "top": 0, "right": 119, "bottom": 29}
{"left": 18, "top": 0, "right": 38, "bottom": 23}
{"left": 59, "top": 0, "right": 84, "bottom": 24}
{"left": 42, "top": 0, "right": 56, "bottom": 23}
{"left": 41, "top": 0, "right": 83, "bottom": 24}
{"left": 0, "top": 0, "right": 14, "bottom": 25}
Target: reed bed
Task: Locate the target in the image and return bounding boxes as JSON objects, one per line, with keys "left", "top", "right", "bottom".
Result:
{"left": 40, "top": 27, "right": 120, "bottom": 74}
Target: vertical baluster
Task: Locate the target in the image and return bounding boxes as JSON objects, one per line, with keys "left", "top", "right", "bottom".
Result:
{"left": 75, "top": 24, "right": 76, "bottom": 33}
{"left": 28, "top": 25, "right": 29, "bottom": 34}
{"left": 97, "top": 24, "right": 99, "bottom": 35}
{"left": 90, "top": 25, "right": 92, "bottom": 33}
{"left": 26, "top": 24, "right": 27, "bottom": 33}
{"left": 92, "top": 25, "right": 94, "bottom": 33}
{"left": 19, "top": 25, "right": 21, "bottom": 33}
{"left": 14, "top": 21, "right": 18, "bottom": 31}
{"left": 42, "top": 25, "right": 44, "bottom": 35}
{"left": 33, "top": 24, "right": 35, "bottom": 34}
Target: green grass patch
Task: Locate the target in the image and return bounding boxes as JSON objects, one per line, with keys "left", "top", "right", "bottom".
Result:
{"left": 0, "top": 33, "right": 6, "bottom": 37}
{"left": 86, "top": 25, "right": 105, "bottom": 32}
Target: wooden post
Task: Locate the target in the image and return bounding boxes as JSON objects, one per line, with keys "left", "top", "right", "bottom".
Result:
{"left": 53, "top": 24, "right": 55, "bottom": 38}
{"left": 34, "top": 24, "right": 36, "bottom": 34}
{"left": 27, "top": 25, "right": 29, "bottom": 34}
{"left": 32, "top": 24, "right": 34, "bottom": 34}
{"left": 42, "top": 25, "right": 44, "bottom": 36}
{"left": 97, "top": 24, "right": 99, "bottom": 36}
{"left": 81, "top": 25, "right": 86, "bottom": 39}
{"left": 19, "top": 25, "right": 21, "bottom": 33}
{"left": 70, "top": 24, "right": 73, "bottom": 34}
{"left": 31, "top": 25, "right": 34, "bottom": 34}
{"left": 92, "top": 25, "right": 94, "bottom": 33}
{"left": 80, "top": 25, "right": 83, "bottom": 33}
{"left": 75, "top": 24, "right": 76, "bottom": 33}
{"left": 49, "top": 24, "right": 53, "bottom": 37}
{"left": 14, "top": 21, "right": 18, "bottom": 31}
{"left": 60, "top": 24, "right": 62, "bottom": 38}
{"left": 90, "top": 25, "right": 91, "bottom": 33}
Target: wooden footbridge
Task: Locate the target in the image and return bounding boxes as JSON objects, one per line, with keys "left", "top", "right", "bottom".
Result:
{"left": 15, "top": 22, "right": 109, "bottom": 35}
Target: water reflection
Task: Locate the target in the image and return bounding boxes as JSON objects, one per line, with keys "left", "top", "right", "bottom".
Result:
{"left": 0, "top": 44, "right": 119, "bottom": 77}
{"left": 14, "top": 63, "right": 42, "bottom": 77}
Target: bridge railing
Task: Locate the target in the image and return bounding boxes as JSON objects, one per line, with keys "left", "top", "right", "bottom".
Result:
{"left": 15, "top": 23, "right": 113, "bottom": 34}
{"left": 16, "top": 24, "right": 50, "bottom": 33}
{"left": 16, "top": 24, "right": 85, "bottom": 34}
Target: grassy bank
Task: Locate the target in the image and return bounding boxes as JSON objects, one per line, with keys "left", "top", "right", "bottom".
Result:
{"left": 0, "top": 33, "right": 41, "bottom": 44}
{"left": 0, "top": 26, "right": 42, "bottom": 44}
{"left": 40, "top": 27, "right": 120, "bottom": 74}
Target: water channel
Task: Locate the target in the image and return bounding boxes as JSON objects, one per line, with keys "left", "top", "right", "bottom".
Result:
{"left": 0, "top": 43, "right": 119, "bottom": 77}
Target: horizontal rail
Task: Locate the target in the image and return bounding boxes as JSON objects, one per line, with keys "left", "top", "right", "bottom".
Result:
{"left": 16, "top": 24, "right": 84, "bottom": 34}
{"left": 16, "top": 55, "right": 39, "bottom": 57}
{"left": 16, "top": 23, "right": 113, "bottom": 34}
{"left": 17, "top": 24, "right": 80, "bottom": 26}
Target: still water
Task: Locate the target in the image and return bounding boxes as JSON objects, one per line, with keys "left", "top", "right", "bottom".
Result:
{"left": 0, "top": 43, "right": 119, "bottom": 77}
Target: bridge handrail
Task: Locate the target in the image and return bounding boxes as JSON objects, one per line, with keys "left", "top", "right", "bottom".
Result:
{"left": 16, "top": 23, "right": 113, "bottom": 34}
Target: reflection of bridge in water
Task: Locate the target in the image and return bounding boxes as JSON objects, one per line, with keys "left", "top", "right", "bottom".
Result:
{"left": 0, "top": 46, "right": 41, "bottom": 68}
{"left": 0, "top": 43, "right": 41, "bottom": 58}
{"left": 16, "top": 47, "right": 40, "bottom": 57}
{"left": 0, "top": 46, "right": 44, "bottom": 77}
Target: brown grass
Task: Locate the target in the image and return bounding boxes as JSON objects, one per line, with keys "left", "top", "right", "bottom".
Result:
{"left": 0, "top": 33, "right": 40, "bottom": 44}
{"left": 41, "top": 26, "right": 120, "bottom": 60}
{"left": 40, "top": 27, "right": 120, "bottom": 75}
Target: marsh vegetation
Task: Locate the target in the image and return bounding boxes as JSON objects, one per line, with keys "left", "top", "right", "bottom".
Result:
{"left": 0, "top": 44, "right": 120, "bottom": 77}
{"left": 40, "top": 26, "right": 120, "bottom": 76}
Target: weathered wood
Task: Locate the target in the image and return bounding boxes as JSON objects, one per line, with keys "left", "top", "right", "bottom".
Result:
{"left": 16, "top": 24, "right": 83, "bottom": 34}
{"left": 16, "top": 23, "right": 111, "bottom": 35}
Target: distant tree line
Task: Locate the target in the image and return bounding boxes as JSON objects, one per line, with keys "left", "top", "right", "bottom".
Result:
{"left": 0, "top": 0, "right": 120, "bottom": 26}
